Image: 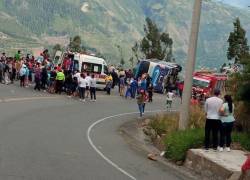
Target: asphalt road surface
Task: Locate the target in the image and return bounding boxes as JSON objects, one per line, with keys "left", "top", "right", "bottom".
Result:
{"left": 0, "top": 84, "right": 185, "bottom": 180}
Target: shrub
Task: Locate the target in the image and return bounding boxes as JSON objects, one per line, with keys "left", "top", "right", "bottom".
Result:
{"left": 232, "top": 132, "right": 250, "bottom": 151}
{"left": 149, "top": 113, "right": 179, "bottom": 136}
{"left": 164, "top": 128, "right": 204, "bottom": 162}
{"left": 189, "top": 105, "right": 206, "bottom": 129}
{"left": 234, "top": 102, "right": 250, "bottom": 133}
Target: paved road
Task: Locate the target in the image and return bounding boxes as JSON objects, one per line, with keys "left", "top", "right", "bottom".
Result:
{"left": 0, "top": 83, "right": 184, "bottom": 180}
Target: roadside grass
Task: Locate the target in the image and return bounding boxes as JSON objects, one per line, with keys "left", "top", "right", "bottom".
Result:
{"left": 164, "top": 128, "right": 204, "bottom": 162}
{"left": 148, "top": 104, "right": 250, "bottom": 162}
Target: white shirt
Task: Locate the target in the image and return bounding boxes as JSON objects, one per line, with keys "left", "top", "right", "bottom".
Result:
{"left": 90, "top": 78, "right": 97, "bottom": 88}
{"left": 166, "top": 92, "right": 174, "bottom": 101}
{"left": 74, "top": 72, "right": 81, "bottom": 82}
{"left": 205, "top": 96, "right": 223, "bottom": 119}
{"left": 85, "top": 76, "right": 91, "bottom": 86}
{"left": 79, "top": 78, "right": 87, "bottom": 88}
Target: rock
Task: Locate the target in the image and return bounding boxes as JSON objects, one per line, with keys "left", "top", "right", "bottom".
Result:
{"left": 147, "top": 153, "right": 157, "bottom": 161}
{"left": 176, "top": 161, "right": 183, "bottom": 166}
{"left": 142, "top": 126, "right": 152, "bottom": 136}
{"left": 160, "top": 151, "right": 166, "bottom": 157}
{"left": 151, "top": 129, "right": 157, "bottom": 138}
{"left": 144, "top": 119, "right": 151, "bottom": 125}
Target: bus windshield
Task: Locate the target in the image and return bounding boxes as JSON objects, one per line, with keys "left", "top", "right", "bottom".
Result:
{"left": 193, "top": 78, "right": 210, "bottom": 88}
{"left": 82, "top": 62, "right": 102, "bottom": 74}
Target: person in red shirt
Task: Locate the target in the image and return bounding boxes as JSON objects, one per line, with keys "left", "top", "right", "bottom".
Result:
{"left": 242, "top": 154, "right": 250, "bottom": 177}
{"left": 191, "top": 95, "right": 199, "bottom": 105}
{"left": 178, "top": 81, "right": 184, "bottom": 100}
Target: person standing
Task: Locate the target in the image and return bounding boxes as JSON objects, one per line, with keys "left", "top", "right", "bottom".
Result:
{"left": 19, "top": 64, "right": 27, "bottom": 87}
{"left": 218, "top": 95, "right": 235, "bottom": 152}
{"left": 55, "top": 70, "right": 65, "bottom": 94}
{"left": 90, "top": 74, "right": 97, "bottom": 101}
{"left": 204, "top": 89, "right": 223, "bottom": 151}
{"left": 166, "top": 90, "right": 175, "bottom": 108}
{"left": 119, "top": 75, "right": 125, "bottom": 96}
{"left": 148, "top": 83, "right": 154, "bottom": 102}
{"left": 137, "top": 89, "right": 146, "bottom": 117}
{"left": 105, "top": 74, "right": 113, "bottom": 95}
{"left": 130, "top": 77, "right": 137, "bottom": 99}
{"left": 85, "top": 73, "right": 91, "bottom": 98}
{"left": 41, "top": 67, "right": 48, "bottom": 90}
{"left": 34, "top": 65, "right": 41, "bottom": 91}
{"left": 78, "top": 74, "right": 87, "bottom": 102}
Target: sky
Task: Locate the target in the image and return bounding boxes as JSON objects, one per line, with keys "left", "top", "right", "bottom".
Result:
{"left": 217, "top": 0, "right": 250, "bottom": 8}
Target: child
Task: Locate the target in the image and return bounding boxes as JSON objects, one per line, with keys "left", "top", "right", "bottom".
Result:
{"left": 166, "top": 90, "right": 174, "bottom": 108}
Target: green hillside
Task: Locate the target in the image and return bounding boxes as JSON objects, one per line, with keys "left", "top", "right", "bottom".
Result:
{"left": 0, "top": 0, "right": 250, "bottom": 69}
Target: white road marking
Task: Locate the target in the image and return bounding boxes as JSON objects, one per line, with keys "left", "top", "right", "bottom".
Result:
{"left": 87, "top": 109, "right": 177, "bottom": 180}
{"left": 2, "top": 96, "right": 59, "bottom": 102}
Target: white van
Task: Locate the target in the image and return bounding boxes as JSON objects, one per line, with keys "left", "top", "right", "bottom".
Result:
{"left": 54, "top": 51, "right": 108, "bottom": 89}
{"left": 78, "top": 54, "right": 108, "bottom": 89}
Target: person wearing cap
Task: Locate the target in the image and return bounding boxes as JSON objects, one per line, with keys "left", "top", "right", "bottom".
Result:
{"left": 204, "top": 89, "right": 223, "bottom": 151}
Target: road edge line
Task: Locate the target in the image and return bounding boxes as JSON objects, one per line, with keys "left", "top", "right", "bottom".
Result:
{"left": 87, "top": 109, "right": 169, "bottom": 180}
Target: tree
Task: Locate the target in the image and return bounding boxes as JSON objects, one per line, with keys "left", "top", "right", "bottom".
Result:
{"left": 132, "top": 42, "right": 140, "bottom": 61}
{"left": 69, "top": 35, "right": 83, "bottom": 52}
{"left": 52, "top": 44, "right": 62, "bottom": 58}
{"left": 227, "top": 18, "right": 249, "bottom": 64}
{"left": 129, "top": 57, "right": 134, "bottom": 68}
{"left": 116, "top": 45, "right": 125, "bottom": 67}
{"left": 226, "top": 19, "right": 250, "bottom": 132}
{"left": 138, "top": 17, "right": 174, "bottom": 61}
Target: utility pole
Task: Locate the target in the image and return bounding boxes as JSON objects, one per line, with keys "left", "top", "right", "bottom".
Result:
{"left": 179, "top": 0, "right": 202, "bottom": 130}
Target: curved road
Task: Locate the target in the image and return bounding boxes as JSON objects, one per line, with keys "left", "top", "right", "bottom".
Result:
{"left": 0, "top": 84, "right": 185, "bottom": 180}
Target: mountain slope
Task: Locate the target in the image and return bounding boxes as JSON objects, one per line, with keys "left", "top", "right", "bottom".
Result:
{"left": 0, "top": 0, "right": 250, "bottom": 68}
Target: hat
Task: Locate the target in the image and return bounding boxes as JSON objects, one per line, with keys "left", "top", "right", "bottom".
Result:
{"left": 214, "top": 89, "right": 220, "bottom": 96}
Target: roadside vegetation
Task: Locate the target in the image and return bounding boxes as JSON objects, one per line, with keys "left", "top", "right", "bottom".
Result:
{"left": 146, "top": 18, "right": 250, "bottom": 163}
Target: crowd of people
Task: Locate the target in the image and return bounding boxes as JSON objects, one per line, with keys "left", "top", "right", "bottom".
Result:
{"left": 0, "top": 50, "right": 98, "bottom": 101}
{"left": 0, "top": 50, "right": 183, "bottom": 118}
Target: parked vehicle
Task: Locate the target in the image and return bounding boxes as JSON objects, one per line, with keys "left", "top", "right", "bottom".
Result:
{"left": 192, "top": 71, "right": 228, "bottom": 100}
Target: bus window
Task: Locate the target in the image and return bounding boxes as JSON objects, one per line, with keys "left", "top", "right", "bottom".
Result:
{"left": 82, "top": 62, "right": 102, "bottom": 74}
{"left": 73, "top": 60, "right": 79, "bottom": 71}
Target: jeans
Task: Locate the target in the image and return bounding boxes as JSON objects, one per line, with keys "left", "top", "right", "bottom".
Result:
{"left": 220, "top": 122, "right": 234, "bottom": 147}
{"left": 138, "top": 104, "right": 144, "bottom": 117}
{"left": 90, "top": 87, "right": 96, "bottom": 100}
{"left": 79, "top": 87, "right": 86, "bottom": 100}
{"left": 205, "top": 119, "right": 221, "bottom": 149}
